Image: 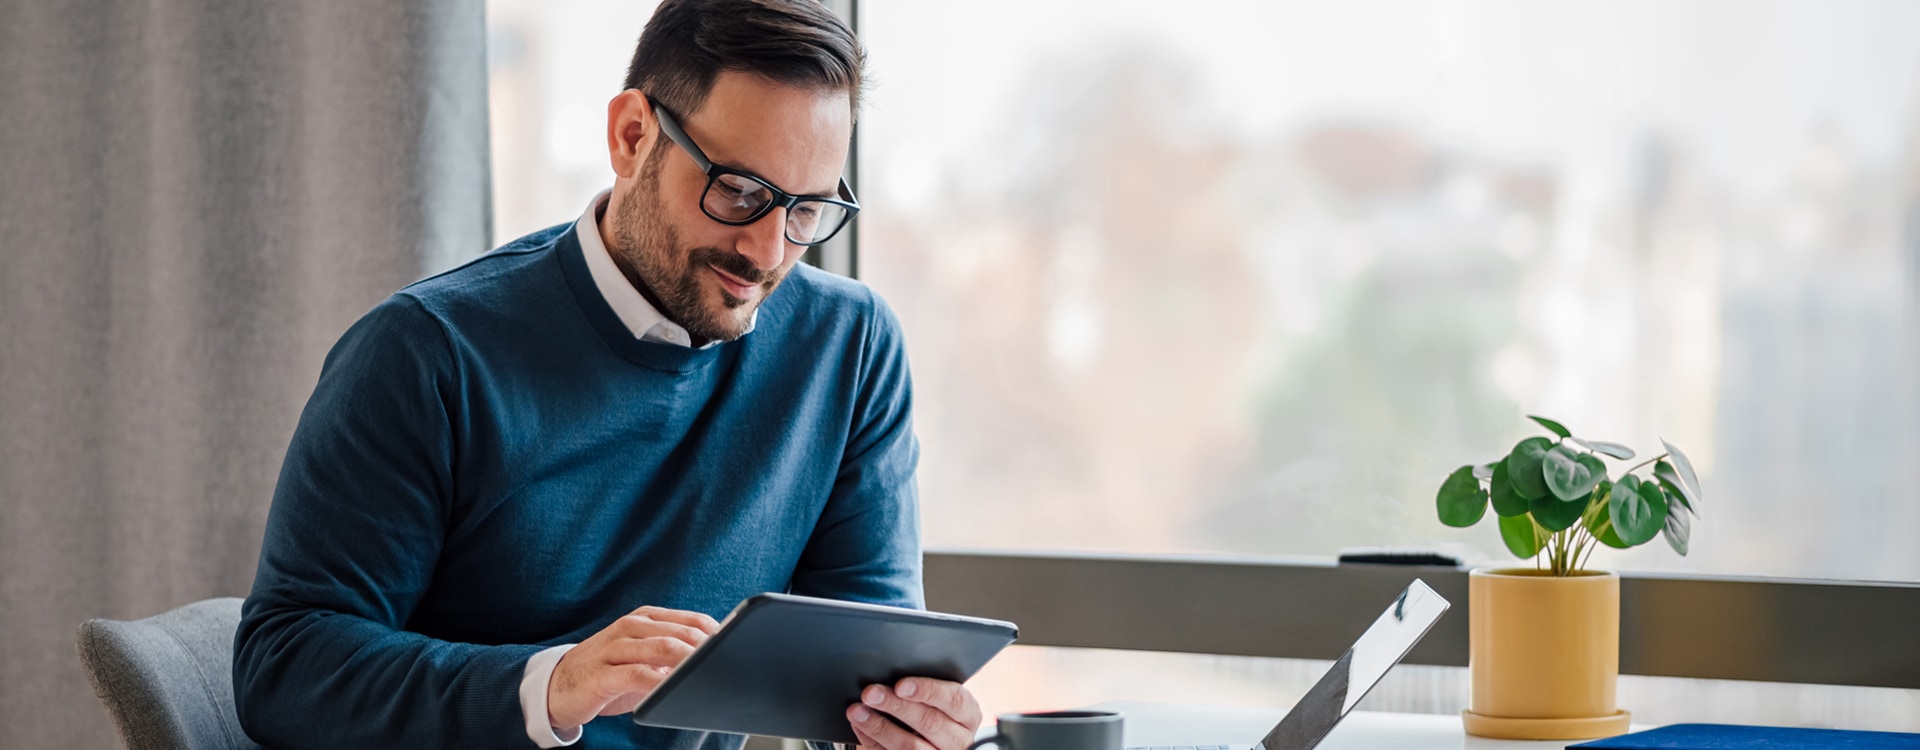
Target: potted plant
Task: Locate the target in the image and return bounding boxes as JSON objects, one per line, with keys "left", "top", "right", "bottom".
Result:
{"left": 1435, "top": 415, "right": 1703, "bottom": 740}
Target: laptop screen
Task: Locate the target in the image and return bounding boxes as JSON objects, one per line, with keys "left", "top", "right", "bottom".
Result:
{"left": 1257, "top": 579, "right": 1450, "bottom": 750}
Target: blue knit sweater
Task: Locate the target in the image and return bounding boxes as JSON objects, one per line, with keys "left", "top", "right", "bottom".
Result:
{"left": 234, "top": 224, "right": 922, "bottom": 750}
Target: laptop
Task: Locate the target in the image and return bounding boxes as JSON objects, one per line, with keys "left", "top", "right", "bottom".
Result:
{"left": 1121, "top": 578, "right": 1451, "bottom": 750}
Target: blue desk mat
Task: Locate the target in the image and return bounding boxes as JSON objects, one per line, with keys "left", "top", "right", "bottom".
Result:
{"left": 1572, "top": 724, "right": 1920, "bottom": 749}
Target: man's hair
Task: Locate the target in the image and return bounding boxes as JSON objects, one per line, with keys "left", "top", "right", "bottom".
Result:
{"left": 623, "top": 0, "right": 866, "bottom": 120}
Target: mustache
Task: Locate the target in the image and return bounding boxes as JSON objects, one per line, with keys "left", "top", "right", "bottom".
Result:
{"left": 690, "top": 246, "right": 778, "bottom": 285}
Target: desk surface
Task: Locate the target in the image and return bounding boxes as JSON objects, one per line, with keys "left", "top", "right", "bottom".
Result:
{"left": 1090, "top": 701, "right": 1631, "bottom": 750}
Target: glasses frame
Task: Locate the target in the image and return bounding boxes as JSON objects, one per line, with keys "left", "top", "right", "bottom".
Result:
{"left": 648, "top": 97, "right": 861, "bottom": 247}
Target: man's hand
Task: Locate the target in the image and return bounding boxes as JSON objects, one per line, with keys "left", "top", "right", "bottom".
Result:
{"left": 546, "top": 605, "right": 720, "bottom": 733}
{"left": 844, "top": 677, "right": 984, "bottom": 750}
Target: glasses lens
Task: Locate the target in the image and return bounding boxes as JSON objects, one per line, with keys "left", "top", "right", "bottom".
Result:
{"left": 786, "top": 200, "right": 851, "bottom": 245}
{"left": 704, "top": 173, "right": 774, "bottom": 222}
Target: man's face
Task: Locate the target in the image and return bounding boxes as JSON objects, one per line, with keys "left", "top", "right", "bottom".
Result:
{"left": 609, "top": 71, "right": 853, "bottom": 344}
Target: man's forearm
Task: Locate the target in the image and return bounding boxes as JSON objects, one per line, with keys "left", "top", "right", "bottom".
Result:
{"left": 234, "top": 601, "right": 545, "bottom": 749}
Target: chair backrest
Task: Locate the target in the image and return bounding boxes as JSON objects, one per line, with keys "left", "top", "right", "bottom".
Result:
{"left": 76, "top": 597, "right": 262, "bottom": 750}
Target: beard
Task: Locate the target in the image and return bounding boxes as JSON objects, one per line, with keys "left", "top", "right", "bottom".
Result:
{"left": 610, "top": 147, "right": 788, "bottom": 344}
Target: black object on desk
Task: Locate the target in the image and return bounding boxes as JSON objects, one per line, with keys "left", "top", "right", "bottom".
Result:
{"left": 1336, "top": 549, "right": 1462, "bottom": 567}
{"left": 629, "top": 593, "right": 1018, "bottom": 745}
{"left": 1572, "top": 723, "right": 1920, "bottom": 749}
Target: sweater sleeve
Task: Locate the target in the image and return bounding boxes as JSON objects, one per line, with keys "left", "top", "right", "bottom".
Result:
{"left": 233, "top": 294, "right": 543, "bottom": 749}
{"left": 789, "top": 290, "right": 925, "bottom": 610}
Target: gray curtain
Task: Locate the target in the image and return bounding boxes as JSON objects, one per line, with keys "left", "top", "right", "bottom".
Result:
{"left": 0, "top": 1, "right": 491, "bottom": 745}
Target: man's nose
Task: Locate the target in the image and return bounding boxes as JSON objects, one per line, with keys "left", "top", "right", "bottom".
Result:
{"left": 736, "top": 208, "right": 789, "bottom": 272}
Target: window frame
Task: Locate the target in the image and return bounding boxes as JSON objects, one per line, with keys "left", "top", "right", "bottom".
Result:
{"left": 923, "top": 549, "right": 1920, "bottom": 690}
{"left": 805, "top": 0, "right": 860, "bottom": 279}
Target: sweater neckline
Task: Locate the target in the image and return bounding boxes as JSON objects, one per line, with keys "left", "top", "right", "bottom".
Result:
{"left": 554, "top": 227, "right": 723, "bottom": 373}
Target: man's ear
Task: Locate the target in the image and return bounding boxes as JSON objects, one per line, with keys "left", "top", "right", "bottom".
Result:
{"left": 607, "top": 90, "right": 656, "bottom": 179}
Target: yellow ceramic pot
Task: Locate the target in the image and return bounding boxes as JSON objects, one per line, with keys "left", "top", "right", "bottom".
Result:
{"left": 1461, "top": 567, "right": 1632, "bottom": 739}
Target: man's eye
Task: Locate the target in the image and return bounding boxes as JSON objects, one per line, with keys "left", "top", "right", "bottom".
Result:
{"left": 715, "top": 176, "right": 766, "bottom": 200}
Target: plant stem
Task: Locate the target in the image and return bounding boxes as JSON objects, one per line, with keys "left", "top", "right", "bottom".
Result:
{"left": 1623, "top": 452, "right": 1671, "bottom": 475}
{"left": 1533, "top": 521, "right": 1547, "bottom": 573}
{"left": 1573, "top": 526, "right": 1592, "bottom": 573}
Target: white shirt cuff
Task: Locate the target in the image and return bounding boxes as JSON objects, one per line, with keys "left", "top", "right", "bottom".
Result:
{"left": 521, "top": 643, "right": 582, "bottom": 747}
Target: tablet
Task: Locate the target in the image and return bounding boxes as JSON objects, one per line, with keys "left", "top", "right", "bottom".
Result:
{"left": 628, "top": 592, "right": 1019, "bottom": 744}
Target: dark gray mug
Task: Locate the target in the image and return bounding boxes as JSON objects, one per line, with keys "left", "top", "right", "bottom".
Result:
{"left": 967, "top": 710, "right": 1124, "bottom": 750}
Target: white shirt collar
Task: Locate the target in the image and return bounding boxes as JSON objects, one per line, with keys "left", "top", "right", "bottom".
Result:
{"left": 575, "top": 189, "right": 754, "bottom": 348}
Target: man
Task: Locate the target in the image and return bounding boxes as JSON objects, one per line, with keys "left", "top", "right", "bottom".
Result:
{"left": 232, "top": 2, "right": 981, "bottom": 748}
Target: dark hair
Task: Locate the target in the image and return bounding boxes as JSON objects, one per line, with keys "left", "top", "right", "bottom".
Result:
{"left": 623, "top": 0, "right": 866, "bottom": 121}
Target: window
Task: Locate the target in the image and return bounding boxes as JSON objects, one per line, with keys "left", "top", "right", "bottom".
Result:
{"left": 858, "top": 0, "right": 1920, "bottom": 584}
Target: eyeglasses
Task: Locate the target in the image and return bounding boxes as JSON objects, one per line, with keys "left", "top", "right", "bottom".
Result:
{"left": 649, "top": 97, "right": 860, "bottom": 247}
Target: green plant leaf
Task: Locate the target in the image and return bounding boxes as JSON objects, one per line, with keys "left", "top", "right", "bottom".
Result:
{"left": 1530, "top": 489, "right": 1586, "bottom": 532}
{"left": 1542, "top": 444, "right": 1603, "bottom": 502}
{"left": 1527, "top": 415, "right": 1572, "bottom": 438}
{"left": 1499, "top": 512, "right": 1542, "bottom": 558}
{"left": 1504, "top": 436, "right": 1553, "bottom": 500}
{"left": 1661, "top": 439, "right": 1704, "bottom": 507}
{"left": 1489, "top": 460, "right": 1528, "bottom": 516}
{"left": 1661, "top": 484, "right": 1692, "bottom": 555}
{"left": 1658, "top": 477, "right": 1695, "bottom": 518}
{"left": 1570, "top": 437, "right": 1636, "bottom": 460}
{"left": 1609, "top": 474, "right": 1669, "bottom": 546}
{"left": 1436, "top": 465, "right": 1488, "bottom": 527}
{"left": 1653, "top": 460, "right": 1698, "bottom": 515}
{"left": 1658, "top": 477, "right": 1677, "bottom": 502}
{"left": 1575, "top": 453, "right": 1608, "bottom": 495}
{"left": 1472, "top": 462, "right": 1496, "bottom": 481}
{"left": 1587, "top": 488, "right": 1632, "bottom": 549}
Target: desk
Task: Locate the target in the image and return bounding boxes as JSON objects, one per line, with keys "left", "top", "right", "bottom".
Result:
{"left": 1091, "top": 701, "right": 1639, "bottom": 749}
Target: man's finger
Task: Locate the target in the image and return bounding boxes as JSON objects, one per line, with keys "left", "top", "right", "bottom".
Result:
{"left": 894, "top": 678, "right": 982, "bottom": 729}
{"left": 610, "top": 617, "right": 710, "bottom": 648}
{"left": 601, "top": 635, "right": 698, "bottom": 668}
{"left": 631, "top": 605, "right": 723, "bottom": 635}
{"left": 847, "top": 700, "right": 938, "bottom": 750}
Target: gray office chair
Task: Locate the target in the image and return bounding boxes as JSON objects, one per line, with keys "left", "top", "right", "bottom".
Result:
{"left": 76, "top": 597, "right": 262, "bottom": 750}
